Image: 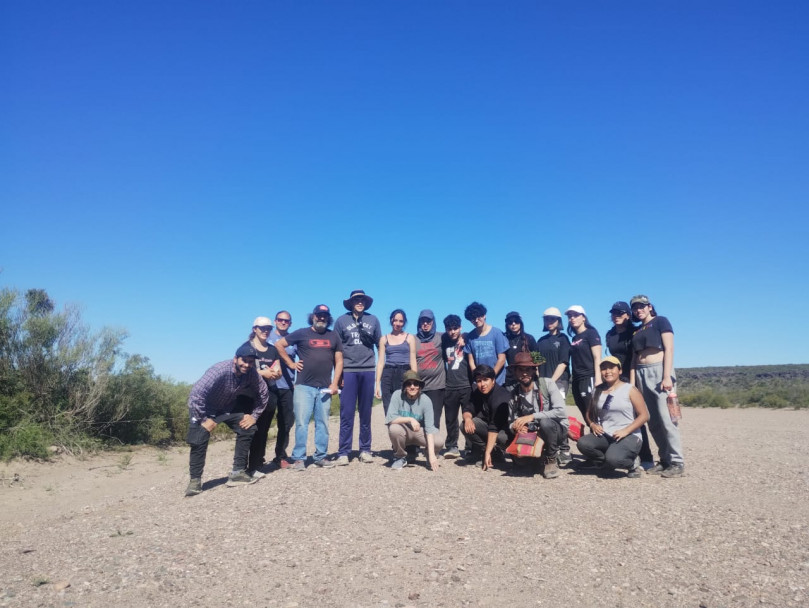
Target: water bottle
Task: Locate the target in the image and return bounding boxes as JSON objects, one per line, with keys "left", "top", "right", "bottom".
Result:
{"left": 666, "top": 392, "right": 681, "bottom": 425}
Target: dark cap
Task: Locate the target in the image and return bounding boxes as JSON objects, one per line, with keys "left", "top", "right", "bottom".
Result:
{"left": 312, "top": 304, "right": 331, "bottom": 315}
{"left": 609, "top": 301, "right": 631, "bottom": 315}
{"left": 505, "top": 311, "right": 522, "bottom": 324}
{"left": 235, "top": 343, "right": 257, "bottom": 359}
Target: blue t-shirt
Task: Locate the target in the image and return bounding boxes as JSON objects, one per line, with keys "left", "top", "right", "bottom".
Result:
{"left": 269, "top": 329, "right": 297, "bottom": 390}
{"left": 464, "top": 326, "right": 509, "bottom": 385}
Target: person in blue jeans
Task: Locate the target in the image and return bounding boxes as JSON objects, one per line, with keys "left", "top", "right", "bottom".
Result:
{"left": 274, "top": 304, "right": 344, "bottom": 471}
{"left": 333, "top": 290, "right": 381, "bottom": 465}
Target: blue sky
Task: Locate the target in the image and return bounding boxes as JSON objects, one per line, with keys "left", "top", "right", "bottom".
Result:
{"left": 2, "top": 1, "right": 807, "bottom": 383}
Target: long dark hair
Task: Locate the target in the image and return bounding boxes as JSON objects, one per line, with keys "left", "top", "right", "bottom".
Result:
{"left": 389, "top": 308, "right": 408, "bottom": 327}
{"left": 567, "top": 315, "right": 597, "bottom": 337}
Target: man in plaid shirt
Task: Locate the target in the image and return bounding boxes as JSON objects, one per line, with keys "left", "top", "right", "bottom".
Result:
{"left": 185, "top": 343, "right": 269, "bottom": 496}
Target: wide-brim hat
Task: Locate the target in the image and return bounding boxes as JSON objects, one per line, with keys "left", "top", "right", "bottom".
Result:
{"left": 511, "top": 352, "right": 538, "bottom": 367}
{"left": 343, "top": 289, "right": 373, "bottom": 311}
{"left": 401, "top": 370, "right": 424, "bottom": 387}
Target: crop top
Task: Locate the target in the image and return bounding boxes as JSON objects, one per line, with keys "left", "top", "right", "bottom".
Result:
{"left": 631, "top": 316, "right": 673, "bottom": 352}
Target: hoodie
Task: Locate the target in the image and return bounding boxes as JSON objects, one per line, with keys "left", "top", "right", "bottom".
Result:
{"left": 415, "top": 309, "right": 446, "bottom": 390}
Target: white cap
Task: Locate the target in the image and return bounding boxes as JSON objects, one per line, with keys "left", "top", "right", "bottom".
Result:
{"left": 543, "top": 307, "right": 562, "bottom": 318}
{"left": 252, "top": 316, "right": 272, "bottom": 328}
{"left": 565, "top": 305, "right": 586, "bottom": 316}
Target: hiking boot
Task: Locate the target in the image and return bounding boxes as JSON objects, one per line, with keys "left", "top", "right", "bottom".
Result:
{"left": 358, "top": 451, "right": 374, "bottom": 464}
{"left": 226, "top": 470, "right": 258, "bottom": 487}
{"left": 647, "top": 462, "right": 668, "bottom": 475}
{"left": 557, "top": 451, "right": 573, "bottom": 466}
{"left": 627, "top": 457, "right": 643, "bottom": 479}
{"left": 661, "top": 463, "right": 685, "bottom": 478}
{"left": 491, "top": 447, "right": 506, "bottom": 463}
{"left": 391, "top": 457, "right": 407, "bottom": 470}
{"left": 247, "top": 469, "right": 265, "bottom": 480}
{"left": 185, "top": 478, "right": 202, "bottom": 497}
{"left": 335, "top": 455, "right": 350, "bottom": 466}
{"left": 542, "top": 456, "right": 560, "bottom": 479}
{"left": 313, "top": 458, "right": 336, "bottom": 468}
{"left": 291, "top": 460, "right": 306, "bottom": 472}
{"left": 443, "top": 447, "right": 461, "bottom": 459}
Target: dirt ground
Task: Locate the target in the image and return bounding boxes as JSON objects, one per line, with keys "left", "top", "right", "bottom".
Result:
{"left": 1, "top": 405, "right": 807, "bottom": 608}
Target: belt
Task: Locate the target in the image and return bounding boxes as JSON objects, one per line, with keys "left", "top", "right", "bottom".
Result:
{"left": 384, "top": 364, "right": 411, "bottom": 369}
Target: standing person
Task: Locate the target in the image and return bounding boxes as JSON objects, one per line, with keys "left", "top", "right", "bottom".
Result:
{"left": 334, "top": 290, "right": 382, "bottom": 465}
{"left": 184, "top": 344, "right": 269, "bottom": 496}
{"left": 566, "top": 305, "right": 602, "bottom": 425}
{"left": 385, "top": 371, "right": 442, "bottom": 471}
{"left": 503, "top": 311, "right": 537, "bottom": 387}
{"left": 537, "top": 306, "right": 573, "bottom": 465}
{"left": 507, "top": 352, "right": 568, "bottom": 479}
{"left": 268, "top": 310, "right": 296, "bottom": 469}
{"left": 274, "top": 305, "right": 343, "bottom": 471}
{"left": 463, "top": 301, "right": 509, "bottom": 385}
{"left": 243, "top": 317, "right": 282, "bottom": 479}
{"left": 629, "top": 295, "right": 684, "bottom": 478}
{"left": 606, "top": 301, "right": 654, "bottom": 469}
{"left": 415, "top": 310, "right": 446, "bottom": 435}
{"left": 461, "top": 365, "right": 512, "bottom": 468}
{"left": 374, "top": 309, "right": 417, "bottom": 415}
{"left": 441, "top": 314, "right": 470, "bottom": 459}
{"left": 577, "top": 356, "right": 649, "bottom": 478}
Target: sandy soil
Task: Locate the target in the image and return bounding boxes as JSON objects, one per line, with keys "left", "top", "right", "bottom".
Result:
{"left": 1, "top": 405, "right": 807, "bottom": 608}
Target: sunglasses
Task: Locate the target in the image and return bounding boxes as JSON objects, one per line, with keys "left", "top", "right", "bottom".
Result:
{"left": 404, "top": 381, "right": 421, "bottom": 388}
{"left": 275, "top": 318, "right": 291, "bottom": 324}
{"left": 255, "top": 325, "right": 272, "bottom": 332}
{"left": 631, "top": 304, "right": 648, "bottom": 310}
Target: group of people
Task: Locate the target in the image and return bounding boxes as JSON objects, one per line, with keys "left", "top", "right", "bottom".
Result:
{"left": 184, "top": 290, "right": 684, "bottom": 496}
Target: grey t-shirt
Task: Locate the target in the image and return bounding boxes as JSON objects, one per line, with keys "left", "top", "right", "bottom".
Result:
{"left": 385, "top": 390, "right": 437, "bottom": 434}
{"left": 333, "top": 313, "right": 381, "bottom": 372}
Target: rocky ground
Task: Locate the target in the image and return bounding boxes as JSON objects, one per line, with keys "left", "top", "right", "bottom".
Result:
{"left": 1, "top": 405, "right": 807, "bottom": 608}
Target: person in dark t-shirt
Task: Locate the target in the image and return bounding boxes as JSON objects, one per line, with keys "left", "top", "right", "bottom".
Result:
{"left": 274, "top": 305, "right": 344, "bottom": 470}
{"left": 441, "top": 314, "right": 470, "bottom": 459}
{"left": 565, "top": 305, "right": 602, "bottom": 424}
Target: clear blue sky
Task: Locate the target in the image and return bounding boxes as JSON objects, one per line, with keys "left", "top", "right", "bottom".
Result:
{"left": 2, "top": 1, "right": 807, "bottom": 383}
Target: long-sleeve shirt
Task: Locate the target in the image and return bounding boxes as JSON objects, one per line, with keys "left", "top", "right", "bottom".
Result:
{"left": 187, "top": 360, "right": 269, "bottom": 422}
{"left": 464, "top": 384, "right": 511, "bottom": 433}
{"left": 508, "top": 378, "right": 567, "bottom": 426}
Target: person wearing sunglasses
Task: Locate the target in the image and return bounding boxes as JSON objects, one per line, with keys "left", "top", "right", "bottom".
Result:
{"left": 629, "top": 294, "right": 684, "bottom": 478}
{"left": 274, "top": 305, "right": 344, "bottom": 471}
{"left": 385, "top": 370, "right": 442, "bottom": 471}
{"left": 242, "top": 316, "right": 283, "bottom": 479}
{"left": 576, "top": 356, "right": 648, "bottom": 477}
{"left": 503, "top": 311, "right": 538, "bottom": 388}
{"left": 565, "top": 305, "right": 602, "bottom": 426}
{"left": 268, "top": 311, "right": 296, "bottom": 469}
{"left": 537, "top": 307, "right": 573, "bottom": 463}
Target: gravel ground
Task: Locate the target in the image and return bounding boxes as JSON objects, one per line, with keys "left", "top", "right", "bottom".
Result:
{"left": 1, "top": 405, "right": 808, "bottom": 608}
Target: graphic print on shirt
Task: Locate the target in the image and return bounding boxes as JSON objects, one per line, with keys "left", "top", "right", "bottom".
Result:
{"left": 418, "top": 342, "right": 441, "bottom": 370}
{"left": 445, "top": 343, "right": 464, "bottom": 370}
{"left": 309, "top": 339, "right": 333, "bottom": 348}
{"left": 344, "top": 320, "right": 373, "bottom": 346}
{"left": 471, "top": 340, "right": 496, "bottom": 363}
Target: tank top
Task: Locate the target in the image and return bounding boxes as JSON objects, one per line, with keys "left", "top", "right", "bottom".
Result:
{"left": 385, "top": 334, "right": 411, "bottom": 366}
{"left": 595, "top": 383, "right": 639, "bottom": 437}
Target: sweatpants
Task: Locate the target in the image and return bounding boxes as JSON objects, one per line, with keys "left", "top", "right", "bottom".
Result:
{"left": 636, "top": 362, "right": 684, "bottom": 465}
{"left": 339, "top": 370, "right": 375, "bottom": 456}
{"left": 577, "top": 433, "right": 642, "bottom": 470}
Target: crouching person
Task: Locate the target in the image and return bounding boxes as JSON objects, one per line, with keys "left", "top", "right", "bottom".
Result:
{"left": 507, "top": 352, "right": 567, "bottom": 479}
{"left": 461, "top": 365, "right": 511, "bottom": 470}
{"left": 577, "top": 356, "right": 649, "bottom": 478}
{"left": 185, "top": 344, "right": 269, "bottom": 496}
{"left": 386, "top": 371, "right": 442, "bottom": 471}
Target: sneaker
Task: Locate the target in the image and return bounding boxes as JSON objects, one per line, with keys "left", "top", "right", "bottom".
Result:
{"left": 647, "top": 462, "right": 668, "bottom": 475}
{"left": 390, "top": 457, "right": 407, "bottom": 470}
{"left": 542, "top": 457, "right": 560, "bottom": 479}
{"left": 640, "top": 461, "right": 656, "bottom": 471}
{"left": 272, "top": 458, "right": 291, "bottom": 470}
{"left": 661, "top": 463, "right": 685, "bottom": 478}
{"left": 358, "top": 451, "right": 374, "bottom": 464}
{"left": 557, "top": 451, "right": 573, "bottom": 465}
{"left": 291, "top": 460, "right": 306, "bottom": 472}
{"left": 335, "top": 455, "right": 350, "bottom": 466}
{"left": 313, "top": 458, "right": 336, "bottom": 468}
{"left": 226, "top": 470, "right": 258, "bottom": 487}
{"left": 185, "top": 478, "right": 202, "bottom": 497}
{"left": 443, "top": 447, "right": 461, "bottom": 459}
{"left": 627, "top": 457, "right": 643, "bottom": 479}
{"left": 247, "top": 469, "right": 266, "bottom": 480}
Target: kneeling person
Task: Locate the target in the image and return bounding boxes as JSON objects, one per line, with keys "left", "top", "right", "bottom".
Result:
{"left": 386, "top": 371, "right": 443, "bottom": 471}
{"left": 185, "top": 344, "right": 269, "bottom": 496}
{"left": 508, "top": 352, "right": 567, "bottom": 479}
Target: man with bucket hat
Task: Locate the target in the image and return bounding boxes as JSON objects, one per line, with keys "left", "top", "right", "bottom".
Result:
{"left": 333, "top": 290, "right": 382, "bottom": 465}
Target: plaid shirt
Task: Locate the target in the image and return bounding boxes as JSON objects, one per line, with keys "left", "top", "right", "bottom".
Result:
{"left": 187, "top": 360, "right": 269, "bottom": 422}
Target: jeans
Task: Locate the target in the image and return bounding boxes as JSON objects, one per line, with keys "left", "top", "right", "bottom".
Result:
{"left": 577, "top": 433, "right": 642, "bottom": 470}
{"left": 339, "top": 370, "right": 375, "bottom": 455}
{"left": 442, "top": 387, "right": 470, "bottom": 450}
{"left": 292, "top": 384, "right": 332, "bottom": 463}
{"left": 187, "top": 412, "right": 256, "bottom": 479}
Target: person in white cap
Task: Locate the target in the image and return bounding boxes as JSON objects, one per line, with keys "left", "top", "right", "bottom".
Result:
{"left": 537, "top": 306, "right": 573, "bottom": 463}
{"left": 565, "top": 304, "right": 602, "bottom": 431}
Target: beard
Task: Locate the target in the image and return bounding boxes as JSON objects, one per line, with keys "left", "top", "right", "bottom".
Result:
{"left": 314, "top": 320, "right": 328, "bottom": 333}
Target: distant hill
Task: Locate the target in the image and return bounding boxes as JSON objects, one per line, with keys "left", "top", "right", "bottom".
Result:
{"left": 677, "top": 364, "right": 809, "bottom": 409}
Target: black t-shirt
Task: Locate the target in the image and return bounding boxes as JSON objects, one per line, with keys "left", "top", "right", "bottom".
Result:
{"left": 569, "top": 327, "right": 601, "bottom": 379}
{"left": 285, "top": 327, "right": 343, "bottom": 388}
{"left": 632, "top": 316, "right": 673, "bottom": 352}
{"left": 442, "top": 334, "right": 472, "bottom": 389}
{"left": 465, "top": 384, "right": 511, "bottom": 432}
{"left": 537, "top": 333, "right": 570, "bottom": 381}
{"left": 605, "top": 326, "right": 635, "bottom": 371}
